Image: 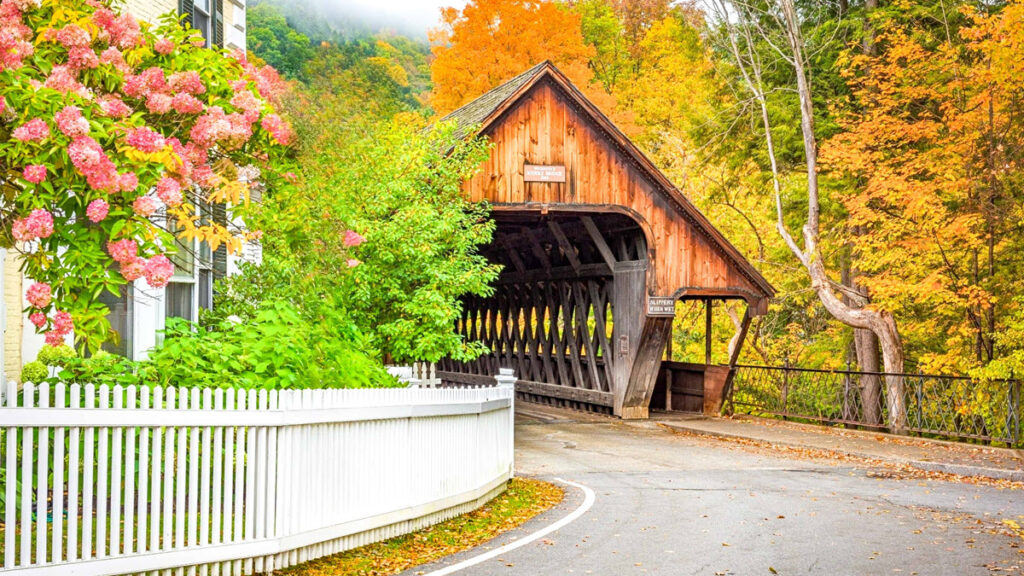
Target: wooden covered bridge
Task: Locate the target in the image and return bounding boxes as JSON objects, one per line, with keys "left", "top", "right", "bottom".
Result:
{"left": 436, "top": 62, "right": 775, "bottom": 419}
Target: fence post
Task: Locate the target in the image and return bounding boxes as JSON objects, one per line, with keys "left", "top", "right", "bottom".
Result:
{"left": 1010, "top": 372, "right": 1020, "bottom": 447}
{"left": 495, "top": 368, "right": 517, "bottom": 480}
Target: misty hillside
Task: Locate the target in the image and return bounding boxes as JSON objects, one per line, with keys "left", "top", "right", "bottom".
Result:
{"left": 247, "top": 0, "right": 433, "bottom": 110}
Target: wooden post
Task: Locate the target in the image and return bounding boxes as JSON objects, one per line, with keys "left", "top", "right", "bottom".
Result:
{"left": 620, "top": 316, "right": 674, "bottom": 419}
{"left": 705, "top": 299, "right": 713, "bottom": 365}
{"left": 611, "top": 261, "right": 647, "bottom": 416}
{"left": 664, "top": 316, "right": 673, "bottom": 411}
{"left": 720, "top": 307, "right": 753, "bottom": 414}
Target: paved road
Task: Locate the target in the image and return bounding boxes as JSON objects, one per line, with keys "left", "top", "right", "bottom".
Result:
{"left": 410, "top": 406, "right": 1024, "bottom": 576}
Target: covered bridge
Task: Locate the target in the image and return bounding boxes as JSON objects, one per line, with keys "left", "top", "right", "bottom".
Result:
{"left": 436, "top": 62, "right": 775, "bottom": 419}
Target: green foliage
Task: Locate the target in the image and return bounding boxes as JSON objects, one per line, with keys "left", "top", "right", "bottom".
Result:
{"left": 37, "top": 344, "right": 77, "bottom": 368}
{"left": 232, "top": 101, "right": 499, "bottom": 363}
{"left": 246, "top": 2, "right": 316, "bottom": 80}
{"left": 20, "top": 361, "right": 48, "bottom": 384}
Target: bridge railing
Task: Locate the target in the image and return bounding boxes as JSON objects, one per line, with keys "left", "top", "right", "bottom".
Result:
{"left": 730, "top": 364, "right": 1022, "bottom": 447}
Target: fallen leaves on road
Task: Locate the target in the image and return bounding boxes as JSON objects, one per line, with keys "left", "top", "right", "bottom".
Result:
{"left": 659, "top": 424, "right": 1024, "bottom": 490}
{"left": 276, "top": 478, "right": 564, "bottom": 576}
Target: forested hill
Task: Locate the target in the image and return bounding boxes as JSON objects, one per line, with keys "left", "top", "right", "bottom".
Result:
{"left": 247, "top": 0, "right": 1024, "bottom": 384}
{"left": 246, "top": 0, "right": 431, "bottom": 110}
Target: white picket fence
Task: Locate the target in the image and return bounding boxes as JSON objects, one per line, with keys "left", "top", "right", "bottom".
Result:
{"left": 0, "top": 379, "right": 515, "bottom": 575}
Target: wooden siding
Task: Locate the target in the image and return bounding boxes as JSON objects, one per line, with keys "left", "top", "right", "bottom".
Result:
{"left": 462, "top": 79, "right": 766, "bottom": 305}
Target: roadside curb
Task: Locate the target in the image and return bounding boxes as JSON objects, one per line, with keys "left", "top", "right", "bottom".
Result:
{"left": 660, "top": 421, "right": 1024, "bottom": 482}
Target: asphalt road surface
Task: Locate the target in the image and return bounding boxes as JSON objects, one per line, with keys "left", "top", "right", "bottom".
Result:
{"left": 407, "top": 406, "right": 1024, "bottom": 576}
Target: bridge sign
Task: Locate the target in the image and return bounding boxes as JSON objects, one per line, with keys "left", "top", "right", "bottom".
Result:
{"left": 647, "top": 297, "right": 675, "bottom": 317}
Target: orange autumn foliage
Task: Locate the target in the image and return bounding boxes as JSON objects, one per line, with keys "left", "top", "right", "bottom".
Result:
{"left": 822, "top": 4, "right": 1024, "bottom": 373}
{"left": 429, "top": 0, "right": 618, "bottom": 121}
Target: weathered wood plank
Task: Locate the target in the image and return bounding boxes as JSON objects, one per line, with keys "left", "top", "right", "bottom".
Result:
{"left": 515, "top": 380, "right": 614, "bottom": 407}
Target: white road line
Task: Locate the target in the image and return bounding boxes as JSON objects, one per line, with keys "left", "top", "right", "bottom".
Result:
{"left": 419, "top": 477, "right": 596, "bottom": 576}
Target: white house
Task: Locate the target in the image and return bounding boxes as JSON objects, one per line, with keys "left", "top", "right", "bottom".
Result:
{"left": 1, "top": 0, "right": 250, "bottom": 380}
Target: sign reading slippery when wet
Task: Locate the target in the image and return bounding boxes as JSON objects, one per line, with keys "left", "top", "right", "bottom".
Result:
{"left": 524, "top": 164, "right": 567, "bottom": 182}
{"left": 647, "top": 297, "right": 676, "bottom": 317}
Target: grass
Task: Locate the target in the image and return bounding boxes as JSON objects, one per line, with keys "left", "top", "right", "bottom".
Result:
{"left": 277, "top": 478, "right": 564, "bottom": 576}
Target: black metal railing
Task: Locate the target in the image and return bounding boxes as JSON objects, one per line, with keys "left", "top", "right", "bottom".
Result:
{"left": 730, "top": 364, "right": 1022, "bottom": 447}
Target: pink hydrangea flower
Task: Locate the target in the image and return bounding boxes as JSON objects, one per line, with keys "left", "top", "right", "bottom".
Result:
{"left": 171, "top": 92, "right": 203, "bottom": 115}
{"left": 122, "top": 74, "right": 147, "bottom": 98}
{"left": 44, "top": 331, "right": 64, "bottom": 347}
{"left": 346, "top": 259, "right": 361, "bottom": 268}
{"left": 126, "top": 127, "right": 165, "bottom": 153}
{"left": 133, "top": 195, "right": 160, "bottom": 217}
{"left": 55, "top": 105, "right": 90, "bottom": 138}
{"left": 29, "top": 312, "right": 46, "bottom": 329}
{"left": 0, "top": 98, "right": 5, "bottom": 115}
{"left": 146, "top": 93, "right": 173, "bottom": 114}
{"left": 53, "top": 310, "right": 73, "bottom": 335}
{"left": 230, "top": 89, "right": 261, "bottom": 122}
{"left": 99, "top": 95, "right": 131, "bottom": 118}
{"left": 68, "top": 136, "right": 119, "bottom": 191}
{"left": 67, "top": 46, "right": 99, "bottom": 69}
{"left": 140, "top": 67, "right": 168, "bottom": 92}
{"left": 260, "top": 114, "right": 292, "bottom": 145}
{"left": 143, "top": 255, "right": 174, "bottom": 288}
{"left": 107, "top": 238, "right": 138, "bottom": 263}
{"left": 86, "top": 198, "right": 109, "bottom": 222}
{"left": 26, "top": 282, "right": 51, "bottom": 308}
{"left": 43, "top": 65, "right": 85, "bottom": 95}
{"left": 168, "top": 70, "right": 205, "bottom": 95}
{"left": 156, "top": 177, "right": 183, "bottom": 207}
{"left": 190, "top": 106, "right": 252, "bottom": 148}
{"left": 92, "top": 9, "right": 140, "bottom": 49}
{"left": 154, "top": 38, "right": 175, "bottom": 54}
{"left": 119, "top": 171, "right": 139, "bottom": 193}
{"left": 12, "top": 118, "right": 50, "bottom": 142}
{"left": 22, "top": 165, "right": 46, "bottom": 184}
{"left": 56, "top": 24, "right": 90, "bottom": 48}
{"left": 343, "top": 230, "right": 366, "bottom": 247}
{"left": 121, "top": 256, "right": 145, "bottom": 282}
{"left": 98, "top": 47, "right": 128, "bottom": 71}
{"left": 15, "top": 209, "right": 54, "bottom": 241}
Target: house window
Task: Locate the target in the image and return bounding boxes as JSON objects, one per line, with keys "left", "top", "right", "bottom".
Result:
{"left": 99, "top": 284, "right": 133, "bottom": 357}
{"left": 180, "top": 0, "right": 222, "bottom": 48}
{"left": 192, "top": 0, "right": 211, "bottom": 47}
{"left": 165, "top": 281, "right": 194, "bottom": 321}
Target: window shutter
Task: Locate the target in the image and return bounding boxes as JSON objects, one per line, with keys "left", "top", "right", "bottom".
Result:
{"left": 178, "top": 0, "right": 194, "bottom": 28}
{"left": 214, "top": 0, "right": 224, "bottom": 48}
{"left": 212, "top": 203, "right": 228, "bottom": 284}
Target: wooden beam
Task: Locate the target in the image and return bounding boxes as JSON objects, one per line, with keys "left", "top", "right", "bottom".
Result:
{"left": 619, "top": 316, "right": 674, "bottom": 419}
{"left": 720, "top": 307, "right": 752, "bottom": 413}
{"left": 494, "top": 263, "right": 612, "bottom": 285}
{"left": 547, "top": 220, "right": 582, "bottom": 272}
{"left": 521, "top": 227, "right": 551, "bottom": 271}
{"left": 515, "top": 379, "right": 614, "bottom": 407}
{"left": 705, "top": 299, "right": 713, "bottom": 365}
{"left": 498, "top": 237, "right": 527, "bottom": 273}
{"left": 581, "top": 216, "right": 617, "bottom": 269}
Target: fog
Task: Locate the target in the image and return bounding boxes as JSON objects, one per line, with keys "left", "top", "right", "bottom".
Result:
{"left": 302, "top": 0, "right": 469, "bottom": 38}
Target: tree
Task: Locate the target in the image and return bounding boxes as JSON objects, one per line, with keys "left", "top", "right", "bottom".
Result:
{"left": 246, "top": 2, "right": 316, "bottom": 80}
{"left": 712, "top": 0, "right": 908, "bottom": 429}
{"left": 428, "top": 0, "right": 599, "bottom": 115}
{"left": 0, "top": 0, "right": 292, "bottom": 352}
{"left": 824, "top": 3, "right": 1024, "bottom": 375}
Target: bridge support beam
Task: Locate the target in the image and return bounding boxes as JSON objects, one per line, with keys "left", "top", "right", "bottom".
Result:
{"left": 619, "top": 316, "right": 673, "bottom": 419}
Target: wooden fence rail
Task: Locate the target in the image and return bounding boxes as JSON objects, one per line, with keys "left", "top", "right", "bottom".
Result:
{"left": 0, "top": 381, "right": 514, "bottom": 575}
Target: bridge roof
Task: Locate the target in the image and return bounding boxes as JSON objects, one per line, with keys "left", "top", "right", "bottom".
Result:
{"left": 440, "top": 61, "right": 775, "bottom": 300}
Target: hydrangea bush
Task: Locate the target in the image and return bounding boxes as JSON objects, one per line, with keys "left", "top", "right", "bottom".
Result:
{"left": 0, "top": 0, "right": 294, "bottom": 351}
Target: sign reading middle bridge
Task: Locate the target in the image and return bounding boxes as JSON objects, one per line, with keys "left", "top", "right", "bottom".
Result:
{"left": 524, "top": 164, "right": 567, "bottom": 182}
